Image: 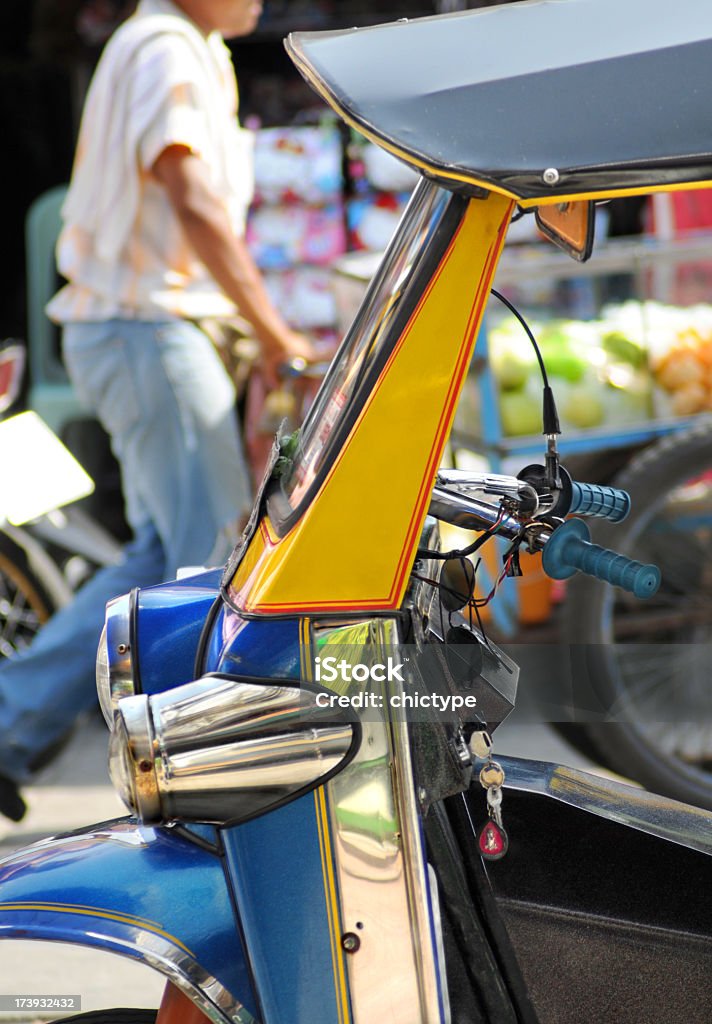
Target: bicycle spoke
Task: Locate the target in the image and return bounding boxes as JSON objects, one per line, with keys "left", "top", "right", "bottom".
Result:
{"left": 0, "top": 571, "right": 43, "bottom": 657}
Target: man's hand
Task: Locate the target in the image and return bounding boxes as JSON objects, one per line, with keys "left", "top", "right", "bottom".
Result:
{"left": 152, "top": 145, "right": 316, "bottom": 378}
{"left": 261, "top": 329, "right": 316, "bottom": 388}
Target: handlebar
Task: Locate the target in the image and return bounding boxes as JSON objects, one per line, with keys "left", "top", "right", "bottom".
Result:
{"left": 516, "top": 465, "right": 632, "bottom": 524}
{"left": 436, "top": 468, "right": 631, "bottom": 524}
{"left": 427, "top": 487, "right": 660, "bottom": 599}
{"left": 564, "top": 475, "right": 631, "bottom": 523}
{"left": 541, "top": 518, "right": 660, "bottom": 598}
{"left": 429, "top": 486, "right": 522, "bottom": 535}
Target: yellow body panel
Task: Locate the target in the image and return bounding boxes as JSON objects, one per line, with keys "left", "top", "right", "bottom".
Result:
{"left": 231, "top": 192, "right": 513, "bottom": 613}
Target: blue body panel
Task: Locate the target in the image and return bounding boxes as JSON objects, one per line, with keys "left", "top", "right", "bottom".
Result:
{"left": 136, "top": 571, "right": 303, "bottom": 687}
{"left": 207, "top": 605, "right": 302, "bottom": 681}
{"left": 222, "top": 795, "right": 347, "bottom": 1024}
{"left": 207, "top": 608, "right": 347, "bottom": 1021}
{"left": 0, "top": 819, "right": 258, "bottom": 1024}
{"left": 136, "top": 569, "right": 223, "bottom": 695}
{"left": 135, "top": 574, "right": 302, "bottom": 693}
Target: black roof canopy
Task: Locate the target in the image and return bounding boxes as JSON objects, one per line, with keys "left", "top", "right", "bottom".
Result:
{"left": 286, "top": 0, "right": 712, "bottom": 203}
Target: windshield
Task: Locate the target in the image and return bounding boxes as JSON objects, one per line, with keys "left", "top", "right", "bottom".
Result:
{"left": 279, "top": 179, "right": 454, "bottom": 512}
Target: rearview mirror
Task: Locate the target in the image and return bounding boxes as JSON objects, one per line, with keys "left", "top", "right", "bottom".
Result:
{"left": 535, "top": 200, "right": 595, "bottom": 262}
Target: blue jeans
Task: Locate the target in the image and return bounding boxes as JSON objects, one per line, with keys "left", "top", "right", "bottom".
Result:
{"left": 0, "top": 319, "right": 251, "bottom": 782}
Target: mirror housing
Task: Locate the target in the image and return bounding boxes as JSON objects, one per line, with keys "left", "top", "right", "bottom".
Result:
{"left": 535, "top": 200, "right": 595, "bottom": 262}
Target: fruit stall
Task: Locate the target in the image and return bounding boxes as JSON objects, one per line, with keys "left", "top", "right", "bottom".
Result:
{"left": 455, "top": 226, "right": 712, "bottom": 631}
{"left": 457, "top": 228, "right": 712, "bottom": 466}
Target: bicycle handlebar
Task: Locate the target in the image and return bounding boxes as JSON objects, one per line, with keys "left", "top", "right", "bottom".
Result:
{"left": 541, "top": 518, "right": 660, "bottom": 598}
{"left": 567, "top": 479, "right": 631, "bottom": 523}
{"left": 427, "top": 487, "right": 661, "bottom": 599}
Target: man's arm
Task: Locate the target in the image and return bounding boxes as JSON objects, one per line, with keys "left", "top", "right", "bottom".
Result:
{"left": 152, "top": 144, "right": 313, "bottom": 380}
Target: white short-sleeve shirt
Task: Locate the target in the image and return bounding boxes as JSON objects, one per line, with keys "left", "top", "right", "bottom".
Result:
{"left": 48, "top": 0, "right": 254, "bottom": 323}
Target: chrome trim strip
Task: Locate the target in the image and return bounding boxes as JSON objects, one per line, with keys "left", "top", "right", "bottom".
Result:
{"left": 380, "top": 618, "right": 444, "bottom": 1023}
{"left": 501, "top": 755, "right": 712, "bottom": 856}
{"left": 105, "top": 592, "right": 136, "bottom": 709}
{"left": 0, "top": 921, "right": 256, "bottom": 1024}
{"left": 313, "top": 618, "right": 444, "bottom": 1023}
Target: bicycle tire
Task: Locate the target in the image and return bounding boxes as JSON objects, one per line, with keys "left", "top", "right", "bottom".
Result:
{"left": 0, "top": 529, "right": 58, "bottom": 658}
{"left": 547, "top": 446, "right": 645, "bottom": 771}
{"left": 562, "top": 416, "right": 712, "bottom": 809}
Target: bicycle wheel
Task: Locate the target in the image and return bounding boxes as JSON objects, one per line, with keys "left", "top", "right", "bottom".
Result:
{"left": 563, "top": 417, "right": 712, "bottom": 809}
{"left": 0, "top": 530, "right": 57, "bottom": 658}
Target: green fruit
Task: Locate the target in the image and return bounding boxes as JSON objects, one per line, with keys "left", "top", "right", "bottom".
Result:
{"left": 494, "top": 350, "right": 531, "bottom": 390}
{"left": 539, "top": 339, "right": 588, "bottom": 381}
{"left": 490, "top": 333, "right": 535, "bottom": 390}
{"left": 537, "top": 322, "right": 570, "bottom": 345}
{"left": 561, "top": 386, "right": 605, "bottom": 429}
{"left": 601, "top": 330, "right": 647, "bottom": 369}
{"left": 499, "top": 391, "right": 541, "bottom": 436}
{"left": 545, "top": 350, "right": 588, "bottom": 382}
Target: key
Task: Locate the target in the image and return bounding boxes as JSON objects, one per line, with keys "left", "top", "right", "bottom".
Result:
{"left": 486, "top": 785, "right": 503, "bottom": 828}
{"left": 469, "top": 729, "right": 492, "bottom": 760}
{"left": 477, "top": 761, "right": 509, "bottom": 861}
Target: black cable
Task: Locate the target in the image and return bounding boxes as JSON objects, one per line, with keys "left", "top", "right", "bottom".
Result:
{"left": 490, "top": 286, "right": 561, "bottom": 435}
{"left": 413, "top": 556, "right": 494, "bottom": 651}
{"left": 490, "top": 286, "right": 549, "bottom": 387}
{"left": 470, "top": 592, "right": 492, "bottom": 649}
{"left": 416, "top": 531, "right": 492, "bottom": 562}
{"left": 417, "top": 508, "right": 506, "bottom": 562}
{"left": 458, "top": 554, "right": 475, "bottom": 601}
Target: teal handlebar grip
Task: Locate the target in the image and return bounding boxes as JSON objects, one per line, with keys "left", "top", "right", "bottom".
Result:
{"left": 569, "top": 481, "right": 631, "bottom": 523}
{"left": 542, "top": 518, "right": 660, "bottom": 598}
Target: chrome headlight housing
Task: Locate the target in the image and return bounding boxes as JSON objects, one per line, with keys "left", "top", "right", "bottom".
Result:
{"left": 96, "top": 592, "right": 136, "bottom": 726}
{"left": 109, "top": 674, "right": 360, "bottom": 826}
